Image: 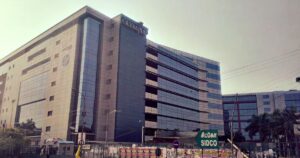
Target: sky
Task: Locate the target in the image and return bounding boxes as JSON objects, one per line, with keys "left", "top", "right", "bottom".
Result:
{"left": 0, "top": 0, "right": 299, "bottom": 94}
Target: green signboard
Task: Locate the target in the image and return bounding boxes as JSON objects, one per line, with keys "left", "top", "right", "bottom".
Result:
{"left": 195, "top": 130, "right": 219, "bottom": 149}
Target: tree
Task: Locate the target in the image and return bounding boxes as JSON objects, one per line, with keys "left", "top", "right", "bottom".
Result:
{"left": 245, "top": 109, "right": 298, "bottom": 157}
{"left": 16, "top": 119, "right": 41, "bottom": 136}
{"left": 245, "top": 113, "right": 271, "bottom": 142}
{"left": 233, "top": 131, "right": 246, "bottom": 143}
{"left": 0, "top": 128, "right": 30, "bottom": 156}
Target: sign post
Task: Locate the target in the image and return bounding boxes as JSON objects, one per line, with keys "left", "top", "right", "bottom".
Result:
{"left": 195, "top": 130, "right": 219, "bottom": 149}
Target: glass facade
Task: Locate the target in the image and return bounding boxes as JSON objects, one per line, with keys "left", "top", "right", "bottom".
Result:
{"left": 207, "top": 73, "right": 220, "bottom": 80}
{"left": 208, "top": 103, "right": 223, "bottom": 109}
{"left": 158, "top": 78, "right": 198, "bottom": 99}
{"left": 208, "top": 113, "right": 223, "bottom": 120}
{"left": 157, "top": 90, "right": 199, "bottom": 110}
{"left": 206, "top": 63, "right": 220, "bottom": 71}
{"left": 115, "top": 19, "right": 147, "bottom": 142}
{"left": 75, "top": 17, "right": 101, "bottom": 132}
{"left": 208, "top": 93, "right": 222, "bottom": 100}
{"left": 223, "top": 95, "right": 259, "bottom": 141}
{"left": 157, "top": 116, "right": 200, "bottom": 131}
{"left": 285, "top": 93, "right": 300, "bottom": 112}
{"left": 158, "top": 54, "right": 198, "bottom": 78}
{"left": 207, "top": 82, "right": 221, "bottom": 90}
{"left": 153, "top": 49, "right": 203, "bottom": 132}
{"left": 19, "top": 72, "right": 49, "bottom": 105}
{"left": 19, "top": 101, "right": 46, "bottom": 128}
{"left": 18, "top": 72, "right": 49, "bottom": 128}
{"left": 158, "top": 66, "right": 198, "bottom": 88}
{"left": 157, "top": 103, "right": 199, "bottom": 122}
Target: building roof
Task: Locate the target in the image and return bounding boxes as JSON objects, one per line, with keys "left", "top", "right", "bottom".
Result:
{"left": 223, "top": 90, "right": 300, "bottom": 97}
{"left": 147, "top": 40, "right": 219, "bottom": 65}
{"left": 0, "top": 6, "right": 110, "bottom": 66}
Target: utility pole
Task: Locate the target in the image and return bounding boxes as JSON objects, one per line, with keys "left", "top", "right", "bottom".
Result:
{"left": 230, "top": 93, "right": 238, "bottom": 158}
{"left": 295, "top": 77, "right": 300, "bottom": 157}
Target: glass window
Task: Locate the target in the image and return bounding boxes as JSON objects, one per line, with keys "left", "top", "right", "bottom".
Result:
{"left": 157, "top": 103, "right": 200, "bottom": 122}
{"left": 75, "top": 17, "right": 102, "bottom": 132}
{"left": 239, "top": 115, "right": 253, "bottom": 121}
{"left": 208, "top": 103, "right": 222, "bottom": 109}
{"left": 223, "top": 96, "right": 237, "bottom": 102}
{"left": 263, "top": 101, "right": 270, "bottom": 105}
{"left": 264, "top": 108, "right": 271, "bottom": 112}
{"left": 206, "top": 63, "right": 220, "bottom": 71}
{"left": 158, "top": 78, "right": 198, "bottom": 99}
{"left": 47, "top": 111, "right": 53, "bottom": 116}
{"left": 207, "top": 73, "right": 220, "bottom": 80}
{"left": 49, "top": 96, "right": 54, "bottom": 101}
{"left": 208, "top": 113, "right": 223, "bottom": 120}
{"left": 45, "top": 126, "right": 51, "bottom": 132}
{"left": 158, "top": 91, "right": 199, "bottom": 110}
{"left": 157, "top": 116, "right": 200, "bottom": 131}
{"left": 51, "top": 81, "right": 56, "bottom": 86}
{"left": 157, "top": 66, "right": 198, "bottom": 88}
{"left": 158, "top": 54, "right": 198, "bottom": 78}
{"left": 223, "top": 103, "right": 237, "bottom": 110}
{"left": 237, "top": 95, "right": 256, "bottom": 101}
{"left": 209, "top": 124, "right": 224, "bottom": 130}
{"left": 285, "top": 93, "right": 300, "bottom": 100}
{"left": 239, "top": 109, "right": 257, "bottom": 116}
{"left": 208, "top": 93, "right": 221, "bottom": 100}
{"left": 239, "top": 103, "right": 257, "bottom": 109}
{"left": 263, "top": 95, "right": 269, "bottom": 99}
{"left": 53, "top": 67, "right": 57, "bottom": 72}
{"left": 19, "top": 72, "right": 49, "bottom": 105}
{"left": 207, "top": 82, "right": 221, "bottom": 90}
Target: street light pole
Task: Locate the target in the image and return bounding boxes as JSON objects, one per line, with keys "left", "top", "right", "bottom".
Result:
{"left": 138, "top": 120, "right": 145, "bottom": 145}
{"left": 142, "top": 126, "right": 144, "bottom": 146}
{"left": 295, "top": 77, "right": 300, "bottom": 157}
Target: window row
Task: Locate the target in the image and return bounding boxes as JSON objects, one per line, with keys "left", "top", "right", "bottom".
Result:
{"left": 207, "top": 82, "right": 221, "bottom": 90}
{"left": 158, "top": 90, "right": 199, "bottom": 110}
{"left": 207, "top": 93, "right": 222, "bottom": 100}
{"left": 158, "top": 78, "right": 199, "bottom": 99}
{"left": 157, "top": 103, "right": 200, "bottom": 122}
{"left": 158, "top": 66, "right": 198, "bottom": 88}
{"left": 157, "top": 116, "right": 200, "bottom": 131}
{"left": 158, "top": 54, "right": 198, "bottom": 78}
{"left": 208, "top": 113, "right": 223, "bottom": 120}
{"left": 206, "top": 63, "right": 220, "bottom": 71}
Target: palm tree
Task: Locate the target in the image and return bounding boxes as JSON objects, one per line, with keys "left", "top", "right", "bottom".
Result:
{"left": 245, "top": 113, "right": 271, "bottom": 142}
{"left": 245, "top": 109, "right": 298, "bottom": 157}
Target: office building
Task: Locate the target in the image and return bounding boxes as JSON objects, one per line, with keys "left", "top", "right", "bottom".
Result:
{"left": 223, "top": 90, "right": 300, "bottom": 141}
{"left": 0, "top": 6, "right": 223, "bottom": 143}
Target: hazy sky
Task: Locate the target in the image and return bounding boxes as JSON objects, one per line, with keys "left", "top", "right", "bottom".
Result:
{"left": 0, "top": 0, "right": 299, "bottom": 94}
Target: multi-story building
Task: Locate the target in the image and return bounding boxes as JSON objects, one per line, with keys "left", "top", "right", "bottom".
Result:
{"left": 0, "top": 6, "right": 223, "bottom": 144}
{"left": 144, "top": 41, "right": 224, "bottom": 141}
{"left": 223, "top": 90, "right": 300, "bottom": 141}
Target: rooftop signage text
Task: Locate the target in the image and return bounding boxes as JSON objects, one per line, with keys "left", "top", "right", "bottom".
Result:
{"left": 121, "top": 16, "right": 148, "bottom": 36}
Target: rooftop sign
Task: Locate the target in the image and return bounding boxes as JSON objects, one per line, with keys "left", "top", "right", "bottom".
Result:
{"left": 121, "top": 16, "right": 148, "bottom": 36}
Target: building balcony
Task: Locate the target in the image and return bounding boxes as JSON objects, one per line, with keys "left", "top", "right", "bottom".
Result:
{"left": 145, "top": 106, "right": 158, "bottom": 114}
{"left": 145, "top": 79, "right": 158, "bottom": 87}
{"left": 146, "top": 53, "right": 158, "bottom": 61}
{"left": 145, "top": 92, "right": 158, "bottom": 100}
{"left": 145, "top": 121, "right": 157, "bottom": 128}
{"left": 146, "top": 66, "right": 157, "bottom": 74}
